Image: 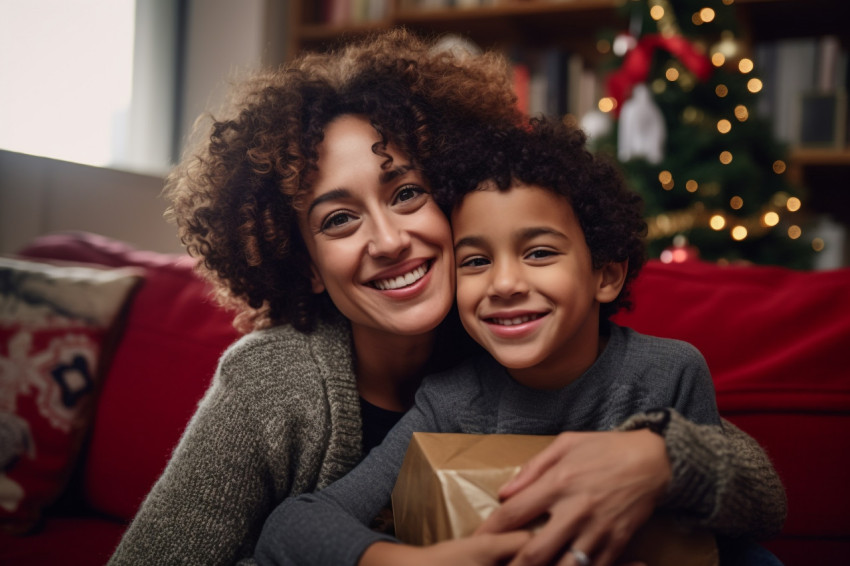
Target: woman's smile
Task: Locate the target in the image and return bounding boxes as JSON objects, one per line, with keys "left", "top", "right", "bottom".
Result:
{"left": 368, "top": 259, "right": 432, "bottom": 291}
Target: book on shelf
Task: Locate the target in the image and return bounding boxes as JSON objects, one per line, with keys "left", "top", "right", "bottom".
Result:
{"left": 509, "top": 47, "right": 599, "bottom": 122}
{"left": 321, "top": 0, "right": 389, "bottom": 24}
{"left": 754, "top": 36, "right": 848, "bottom": 147}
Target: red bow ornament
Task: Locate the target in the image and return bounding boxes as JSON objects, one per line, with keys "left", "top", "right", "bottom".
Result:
{"left": 606, "top": 33, "right": 713, "bottom": 115}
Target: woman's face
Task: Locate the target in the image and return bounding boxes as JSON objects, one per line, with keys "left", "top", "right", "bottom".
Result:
{"left": 298, "top": 114, "right": 455, "bottom": 338}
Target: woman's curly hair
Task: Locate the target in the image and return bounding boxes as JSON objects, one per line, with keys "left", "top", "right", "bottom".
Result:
{"left": 432, "top": 117, "right": 647, "bottom": 321}
{"left": 164, "top": 28, "right": 521, "bottom": 333}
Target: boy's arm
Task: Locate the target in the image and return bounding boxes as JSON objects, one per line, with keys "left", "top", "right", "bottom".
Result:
{"left": 254, "top": 371, "right": 471, "bottom": 566}
{"left": 634, "top": 341, "right": 787, "bottom": 537}
{"left": 254, "top": 404, "right": 419, "bottom": 566}
{"left": 620, "top": 409, "right": 788, "bottom": 538}
{"left": 360, "top": 534, "right": 532, "bottom": 566}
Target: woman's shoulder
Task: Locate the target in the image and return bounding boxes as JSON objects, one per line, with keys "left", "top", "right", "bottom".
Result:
{"left": 216, "top": 318, "right": 354, "bottom": 389}
{"left": 223, "top": 318, "right": 350, "bottom": 358}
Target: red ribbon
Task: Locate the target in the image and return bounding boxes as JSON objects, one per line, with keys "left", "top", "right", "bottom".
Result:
{"left": 606, "top": 34, "right": 713, "bottom": 115}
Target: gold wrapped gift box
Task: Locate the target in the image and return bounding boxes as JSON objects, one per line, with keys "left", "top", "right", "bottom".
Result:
{"left": 391, "top": 432, "right": 718, "bottom": 566}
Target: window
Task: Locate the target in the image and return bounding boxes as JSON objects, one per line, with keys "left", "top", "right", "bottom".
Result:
{"left": 0, "top": 0, "right": 177, "bottom": 175}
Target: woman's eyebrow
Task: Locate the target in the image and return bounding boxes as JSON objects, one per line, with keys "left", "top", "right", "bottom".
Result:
{"left": 306, "top": 164, "right": 414, "bottom": 217}
{"left": 379, "top": 164, "right": 413, "bottom": 184}
{"left": 306, "top": 188, "right": 350, "bottom": 217}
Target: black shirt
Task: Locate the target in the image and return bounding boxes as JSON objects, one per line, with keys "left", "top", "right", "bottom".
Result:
{"left": 359, "top": 397, "right": 405, "bottom": 454}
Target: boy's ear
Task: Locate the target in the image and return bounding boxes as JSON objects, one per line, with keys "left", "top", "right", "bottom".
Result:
{"left": 308, "top": 262, "right": 326, "bottom": 294}
{"left": 596, "top": 260, "right": 628, "bottom": 304}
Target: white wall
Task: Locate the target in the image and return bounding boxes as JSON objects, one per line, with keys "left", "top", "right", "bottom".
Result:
{"left": 0, "top": 150, "right": 179, "bottom": 254}
{"left": 0, "top": 0, "right": 276, "bottom": 256}
{"left": 179, "top": 0, "right": 266, "bottom": 150}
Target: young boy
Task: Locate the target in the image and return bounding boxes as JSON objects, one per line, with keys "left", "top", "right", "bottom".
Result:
{"left": 254, "top": 119, "right": 772, "bottom": 566}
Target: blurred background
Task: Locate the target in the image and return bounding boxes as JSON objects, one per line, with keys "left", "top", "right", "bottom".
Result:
{"left": 1, "top": 0, "right": 848, "bottom": 269}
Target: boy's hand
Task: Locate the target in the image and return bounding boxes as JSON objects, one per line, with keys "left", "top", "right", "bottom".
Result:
{"left": 360, "top": 531, "right": 532, "bottom": 566}
{"left": 475, "top": 429, "right": 669, "bottom": 566}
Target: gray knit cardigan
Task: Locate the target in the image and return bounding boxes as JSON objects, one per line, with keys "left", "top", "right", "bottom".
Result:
{"left": 108, "top": 319, "right": 362, "bottom": 565}
{"left": 108, "top": 319, "right": 785, "bottom": 565}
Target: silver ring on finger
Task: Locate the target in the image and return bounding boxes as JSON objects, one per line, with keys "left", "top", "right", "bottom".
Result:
{"left": 569, "top": 548, "right": 591, "bottom": 566}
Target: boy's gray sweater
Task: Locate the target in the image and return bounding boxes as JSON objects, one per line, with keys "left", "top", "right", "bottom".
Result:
{"left": 255, "top": 324, "right": 787, "bottom": 566}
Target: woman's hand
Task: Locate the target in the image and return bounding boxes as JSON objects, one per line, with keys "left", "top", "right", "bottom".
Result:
{"left": 475, "top": 429, "right": 670, "bottom": 566}
{"left": 360, "top": 532, "right": 533, "bottom": 566}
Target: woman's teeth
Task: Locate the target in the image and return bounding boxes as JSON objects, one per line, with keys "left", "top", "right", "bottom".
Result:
{"left": 489, "top": 314, "right": 543, "bottom": 326}
{"left": 372, "top": 263, "right": 429, "bottom": 290}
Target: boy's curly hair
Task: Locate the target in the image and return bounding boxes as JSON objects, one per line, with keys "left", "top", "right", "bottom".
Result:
{"left": 164, "top": 28, "right": 521, "bottom": 333}
{"left": 432, "top": 117, "right": 647, "bottom": 320}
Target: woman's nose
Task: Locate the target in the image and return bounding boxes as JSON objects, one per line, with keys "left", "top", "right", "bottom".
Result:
{"left": 367, "top": 213, "right": 411, "bottom": 259}
{"left": 488, "top": 258, "right": 528, "bottom": 298}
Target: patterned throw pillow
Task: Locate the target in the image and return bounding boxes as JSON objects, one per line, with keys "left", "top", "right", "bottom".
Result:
{"left": 0, "top": 257, "right": 141, "bottom": 534}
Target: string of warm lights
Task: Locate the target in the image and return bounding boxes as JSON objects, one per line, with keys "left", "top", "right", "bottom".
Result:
{"left": 598, "top": 0, "right": 822, "bottom": 256}
{"left": 645, "top": 187, "right": 805, "bottom": 242}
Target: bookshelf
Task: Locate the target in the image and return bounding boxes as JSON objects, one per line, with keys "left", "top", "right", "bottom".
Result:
{"left": 284, "top": 0, "right": 850, "bottom": 228}
{"left": 288, "top": 0, "right": 847, "bottom": 54}
{"left": 290, "top": 1, "right": 620, "bottom": 68}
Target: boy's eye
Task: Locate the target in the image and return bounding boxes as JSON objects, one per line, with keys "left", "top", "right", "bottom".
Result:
{"left": 526, "top": 249, "right": 558, "bottom": 260}
{"left": 459, "top": 256, "right": 490, "bottom": 268}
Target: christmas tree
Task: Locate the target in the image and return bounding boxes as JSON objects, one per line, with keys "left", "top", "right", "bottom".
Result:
{"left": 589, "top": 0, "right": 815, "bottom": 269}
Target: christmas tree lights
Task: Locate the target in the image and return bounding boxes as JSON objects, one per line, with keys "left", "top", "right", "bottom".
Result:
{"left": 593, "top": 0, "right": 816, "bottom": 268}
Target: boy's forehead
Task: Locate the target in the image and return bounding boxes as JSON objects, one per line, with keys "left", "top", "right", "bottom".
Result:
{"left": 451, "top": 183, "right": 577, "bottom": 237}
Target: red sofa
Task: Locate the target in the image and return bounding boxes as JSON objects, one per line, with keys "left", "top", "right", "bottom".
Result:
{"left": 1, "top": 232, "right": 848, "bottom": 565}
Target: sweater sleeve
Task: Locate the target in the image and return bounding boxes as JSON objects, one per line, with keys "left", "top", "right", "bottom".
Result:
{"left": 108, "top": 329, "right": 342, "bottom": 566}
{"left": 618, "top": 409, "right": 787, "bottom": 538}
{"left": 255, "top": 387, "right": 442, "bottom": 566}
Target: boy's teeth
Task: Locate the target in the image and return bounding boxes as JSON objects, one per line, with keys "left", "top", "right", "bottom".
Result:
{"left": 373, "top": 263, "right": 428, "bottom": 290}
{"left": 491, "top": 314, "right": 541, "bottom": 326}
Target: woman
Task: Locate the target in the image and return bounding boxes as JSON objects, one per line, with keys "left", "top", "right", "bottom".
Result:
{"left": 108, "top": 29, "right": 521, "bottom": 566}
{"left": 109, "top": 29, "right": 784, "bottom": 566}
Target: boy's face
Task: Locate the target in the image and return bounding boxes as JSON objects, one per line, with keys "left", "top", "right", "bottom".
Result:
{"left": 452, "top": 183, "right": 623, "bottom": 389}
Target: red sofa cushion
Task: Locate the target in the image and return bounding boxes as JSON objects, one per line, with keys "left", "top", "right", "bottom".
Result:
{"left": 0, "top": 516, "right": 125, "bottom": 566}
{"left": 614, "top": 260, "right": 850, "bottom": 413}
{"left": 18, "top": 232, "right": 241, "bottom": 522}
{"left": 614, "top": 259, "right": 850, "bottom": 566}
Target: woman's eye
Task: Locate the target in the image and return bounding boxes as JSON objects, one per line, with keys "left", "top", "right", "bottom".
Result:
{"left": 321, "top": 212, "right": 355, "bottom": 232}
{"left": 394, "top": 184, "right": 425, "bottom": 204}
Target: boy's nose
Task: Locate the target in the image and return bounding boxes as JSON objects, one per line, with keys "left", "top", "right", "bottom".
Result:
{"left": 488, "top": 260, "right": 528, "bottom": 298}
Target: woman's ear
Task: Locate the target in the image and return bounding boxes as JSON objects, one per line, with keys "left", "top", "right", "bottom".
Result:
{"left": 595, "top": 260, "right": 628, "bottom": 304}
{"left": 309, "top": 263, "right": 326, "bottom": 294}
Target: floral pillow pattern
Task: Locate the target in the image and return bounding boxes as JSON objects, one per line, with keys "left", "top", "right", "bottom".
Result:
{"left": 0, "top": 257, "right": 141, "bottom": 533}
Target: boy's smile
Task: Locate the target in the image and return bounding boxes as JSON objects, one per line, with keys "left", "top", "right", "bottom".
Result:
{"left": 452, "top": 183, "right": 624, "bottom": 389}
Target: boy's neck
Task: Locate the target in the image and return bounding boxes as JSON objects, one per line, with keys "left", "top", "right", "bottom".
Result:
{"left": 352, "top": 327, "right": 435, "bottom": 412}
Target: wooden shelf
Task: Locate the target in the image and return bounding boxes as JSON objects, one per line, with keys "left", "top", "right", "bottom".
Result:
{"left": 395, "top": 0, "right": 619, "bottom": 55}
{"left": 297, "top": 20, "right": 393, "bottom": 42}
{"left": 734, "top": 0, "right": 850, "bottom": 43}
{"left": 791, "top": 147, "right": 850, "bottom": 167}
{"left": 293, "top": 0, "right": 622, "bottom": 56}
{"left": 395, "top": 0, "right": 618, "bottom": 22}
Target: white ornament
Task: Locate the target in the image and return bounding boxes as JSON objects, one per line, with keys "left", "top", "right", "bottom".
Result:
{"left": 613, "top": 33, "right": 637, "bottom": 57}
{"left": 580, "top": 109, "right": 613, "bottom": 145}
{"left": 617, "top": 83, "right": 666, "bottom": 164}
